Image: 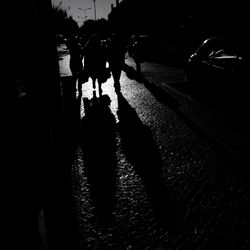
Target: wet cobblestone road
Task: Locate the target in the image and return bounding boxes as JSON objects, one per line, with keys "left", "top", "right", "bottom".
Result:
{"left": 59, "top": 48, "right": 250, "bottom": 249}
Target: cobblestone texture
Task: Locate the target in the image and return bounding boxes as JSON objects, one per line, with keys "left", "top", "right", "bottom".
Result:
{"left": 60, "top": 51, "right": 250, "bottom": 249}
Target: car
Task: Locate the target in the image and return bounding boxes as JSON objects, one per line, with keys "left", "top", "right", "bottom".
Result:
{"left": 127, "top": 34, "right": 162, "bottom": 63}
{"left": 185, "top": 36, "right": 247, "bottom": 94}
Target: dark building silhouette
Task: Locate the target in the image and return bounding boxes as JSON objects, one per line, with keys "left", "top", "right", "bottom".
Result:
{"left": 108, "top": 0, "right": 248, "bottom": 45}
{"left": 5, "top": 0, "right": 76, "bottom": 249}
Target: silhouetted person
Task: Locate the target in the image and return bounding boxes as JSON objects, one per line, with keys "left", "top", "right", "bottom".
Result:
{"left": 83, "top": 34, "right": 108, "bottom": 96}
{"left": 107, "top": 32, "right": 127, "bottom": 92}
{"left": 67, "top": 35, "right": 83, "bottom": 93}
{"left": 128, "top": 34, "right": 143, "bottom": 74}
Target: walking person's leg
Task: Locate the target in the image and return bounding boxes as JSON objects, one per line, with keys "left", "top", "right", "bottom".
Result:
{"left": 92, "top": 77, "right": 96, "bottom": 90}
{"left": 77, "top": 76, "right": 82, "bottom": 95}
{"left": 98, "top": 81, "right": 103, "bottom": 96}
{"left": 112, "top": 66, "right": 122, "bottom": 92}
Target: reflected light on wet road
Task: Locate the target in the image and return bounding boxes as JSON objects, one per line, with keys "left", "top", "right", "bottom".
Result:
{"left": 78, "top": 76, "right": 119, "bottom": 123}
{"left": 58, "top": 50, "right": 119, "bottom": 123}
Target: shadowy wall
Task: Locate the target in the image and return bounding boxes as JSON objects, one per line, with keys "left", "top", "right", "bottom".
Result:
{"left": 4, "top": 0, "right": 75, "bottom": 249}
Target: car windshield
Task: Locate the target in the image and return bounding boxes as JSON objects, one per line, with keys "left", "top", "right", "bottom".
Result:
{"left": 196, "top": 37, "right": 240, "bottom": 58}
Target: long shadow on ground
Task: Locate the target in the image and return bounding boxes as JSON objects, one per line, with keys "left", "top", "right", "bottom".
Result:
{"left": 79, "top": 94, "right": 117, "bottom": 226}
{"left": 116, "top": 92, "right": 178, "bottom": 231}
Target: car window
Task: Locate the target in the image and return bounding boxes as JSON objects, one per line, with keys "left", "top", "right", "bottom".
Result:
{"left": 196, "top": 37, "right": 239, "bottom": 58}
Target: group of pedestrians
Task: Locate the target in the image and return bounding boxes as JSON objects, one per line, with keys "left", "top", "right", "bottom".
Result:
{"left": 67, "top": 32, "right": 127, "bottom": 96}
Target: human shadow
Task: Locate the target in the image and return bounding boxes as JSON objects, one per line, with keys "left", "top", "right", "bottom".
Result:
{"left": 123, "top": 63, "right": 181, "bottom": 110}
{"left": 79, "top": 94, "right": 117, "bottom": 225}
{"left": 116, "top": 92, "right": 177, "bottom": 231}
{"left": 122, "top": 62, "right": 144, "bottom": 82}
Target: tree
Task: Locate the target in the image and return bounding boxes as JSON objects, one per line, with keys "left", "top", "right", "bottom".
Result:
{"left": 51, "top": 1, "right": 78, "bottom": 36}
{"left": 79, "top": 19, "right": 110, "bottom": 39}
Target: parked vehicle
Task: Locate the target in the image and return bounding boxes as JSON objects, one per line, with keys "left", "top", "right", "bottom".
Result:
{"left": 185, "top": 36, "right": 247, "bottom": 91}
{"left": 127, "top": 34, "right": 162, "bottom": 63}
